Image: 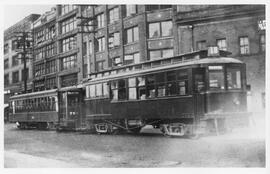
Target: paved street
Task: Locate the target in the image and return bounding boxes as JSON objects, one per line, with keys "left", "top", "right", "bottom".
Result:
{"left": 4, "top": 116, "right": 265, "bottom": 168}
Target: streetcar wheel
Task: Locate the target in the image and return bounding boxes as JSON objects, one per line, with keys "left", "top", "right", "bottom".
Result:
{"left": 130, "top": 127, "right": 142, "bottom": 134}
{"left": 187, "top": 133, "right": 201, "bottom": 140}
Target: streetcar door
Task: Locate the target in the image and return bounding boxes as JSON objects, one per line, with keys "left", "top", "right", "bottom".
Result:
{"left": 59, "top": 91, "right": 82, "bottom": 129}
{"left": 193, "top": 68, "right": 206, "bottom": 116}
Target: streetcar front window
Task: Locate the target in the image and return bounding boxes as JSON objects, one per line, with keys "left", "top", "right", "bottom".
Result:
{"left": 227, "top": 67, "right": 241, "bottom": 89}
{"left": 208, "top": 66, "right": 225, "bottom": 90}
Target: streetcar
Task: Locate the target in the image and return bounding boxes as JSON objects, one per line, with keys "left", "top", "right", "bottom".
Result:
{"left": 81, "top": 47, "right": 251, "bottom": 137}
{"left": 9, "top": 89, "right": 59, "bottom": 129}
{"left": 8, "top": 47, "right": 251, "bottom": 137}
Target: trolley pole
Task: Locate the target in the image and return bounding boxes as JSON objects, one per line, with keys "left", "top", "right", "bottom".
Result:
{"left": 15, "top": 31, "right": 33, "bottom": 94}
{"left": 22, "top": 32, "right": 27, "bottom": 93}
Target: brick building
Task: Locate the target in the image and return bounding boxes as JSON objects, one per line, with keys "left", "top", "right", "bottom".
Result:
{"left": 28, "top": 5, "right": 265, "bottom": 110}
{"left": 4, "top": 14, "right": 41, "bottom": 97}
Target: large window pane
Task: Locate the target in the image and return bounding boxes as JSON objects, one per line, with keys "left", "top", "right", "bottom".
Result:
{"left": 149, "top": 23, "right": 160, "bottom": 38}
{"left": 161, "top": 21, "right": 172, "bottom": 37}
{"left": 209, "top": 68, "right": 225, "bottom": 90}
{"left": 162, "top": 49, "right": 173, "bottom": 58}
{"left": 96, "top": 83, "right": 103, "bottom": 96}
{"left": 227, "top": 67, "right": 241, "bottom": 89}
{"left": 127, "top": 28, "right": 133, "bottom": 43}
{"left": 149, "top": 50, "right": 161, "bottom": 60}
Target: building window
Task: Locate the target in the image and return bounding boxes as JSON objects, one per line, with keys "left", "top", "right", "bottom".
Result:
{"left": 44, "top": 25, "right": 56, "bottom": 40}
{"left": 34, "top": 63, "right": 45, "bottom": 77}
{"left": 4, "top": 43, "right": 8, "bottom": 54}
{"left": 149, "top": 48, "right": 173, "bottom": 60}
{"left": 12, "top": 40, "right": 17, "bottom": 50}
{"left": 217, "top": 38, "right": 227, "bottom": 51}
{"left": 97, "top": 13, "right": 105, "bottom": 28}
{"left": 61, "top": 36, "right": 77, "bottom": 53}
{"left": 124, "top": 52, "right": 140, "bottom": 65}
{"left": 108, "top": 32, "right": 120, "bottom": 49}
{"left": 61, "top": 5, "right": 77, "bottom": 15}
{"left": 124, "top": 26, "right": 139, "bottom": 44}
{"left": 34, "top": 79, "right": 45, "bottom": 91}
{"left": 108, "top": 7, "right": 119, "bottom": 24}
{"left": 21, "top": 68, "right": 29, "bottom": 81}
{"left": 239, "top": 37, "right": 250, "bottom": 55}
{"left": 46, "top": 60, "right": 57, "bottom": 74}
{"left": 128, "top": 77, "right": 137, "bottom": 100}
{"left": 196, "top": 40, "right": 206, "bottom": 50}
{"left": 96, "top": 61, "right": 104, "bottom": 72}
{"left": 45, "top": 77, "right": 56, "bottom": 89}
{"left": 89, "top": 41, "right": 93, "bottom": 55}
{"left": 61, "top": 73, "right": 77, "bottom": 87}
{"left": 12, "top": 55, "right": 19, "bottom": 66}
{"left": 4, "top": 59, "right": 9, "bottom": 69}
{"left": 61, "top": 16, "right": 76, "bottom": 34}
{"left": 97, "top": 37, "right": 106, "bottom": 52}
{"left": 260, "top": 34, "right": 265, "bottom": 52}
{"left": 111, "top": 57, "right": 122, "bottom": 67}
{"left": 12, "top": 71, "right": 19, "bottom": 83}
{"left": 35, "top": 29, "right": 45, "bottom": 44}
{"left": 46, "top": 43, "right": 57, "bottom": 58}
{"left": 145, "top": 5, "right": 172, "bottom": 11}
{"left": 4, "top": 74, "right": 9, "bottom": 86}
{"left": 125, "top": 5, "right": 137, "bottom": 17}
{"left": 148, "top": 21, "right": 172, "bottom": 38}
{"left": 61, "top": 54, "right": 77, "bottom": 70}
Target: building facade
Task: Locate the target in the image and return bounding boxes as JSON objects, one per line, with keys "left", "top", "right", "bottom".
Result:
{"left": 28, "top": 5, "right": 265, "bottom": 110}
{"left": 4, "top": 14, "right": 41, "bottom": 97}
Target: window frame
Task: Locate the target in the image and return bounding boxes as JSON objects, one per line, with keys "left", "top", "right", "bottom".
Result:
{"left": 216, "top": 38, "right": 227, "bottom": 51}
{"left": 239, "top": 36, "right": 250, "bottom": 55}
{"left": 124, "top": 26, "right": 139, "bottom": 44}
{"left": 148, "top": 20, "right": 173, "bottom": 39}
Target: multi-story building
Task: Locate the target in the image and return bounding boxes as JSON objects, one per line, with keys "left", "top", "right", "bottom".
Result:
{"left": 30, "top": 5, "right": 265, "bottom": 111}
{"left": 175, "top": 5, "right": 265, "bottom": 111}
{"left": 32, "top": 8, "right": 57, "bottom": 91}
{"left": 4, "top": 14, "right": 41, "bottom": 97}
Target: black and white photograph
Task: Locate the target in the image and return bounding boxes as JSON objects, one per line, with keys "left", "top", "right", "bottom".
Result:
{"left": 1, "top": 0, "right": 268, "bottom": 172}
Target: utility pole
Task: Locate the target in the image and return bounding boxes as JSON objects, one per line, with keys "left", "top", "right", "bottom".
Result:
{"left": 15, "top": 31, "right": 33, "bottom": 93}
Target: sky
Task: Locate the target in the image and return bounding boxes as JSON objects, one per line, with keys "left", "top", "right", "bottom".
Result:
{"left": 3, "top": 5, "right": 54, "bottom": 30}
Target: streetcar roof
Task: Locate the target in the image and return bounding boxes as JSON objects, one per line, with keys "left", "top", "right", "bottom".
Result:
{"left": 9, "top": 89, "right": 58, "bottom": 100}
{"left": 84, "top": 57, "right": 243, "bottom": 85}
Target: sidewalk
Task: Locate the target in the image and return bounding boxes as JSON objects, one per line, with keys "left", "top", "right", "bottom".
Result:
{"left": 5, "top": 151, "right": 79, "bottom": 168}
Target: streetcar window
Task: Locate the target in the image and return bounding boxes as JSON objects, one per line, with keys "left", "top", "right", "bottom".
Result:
{"left": 156, "top": 73, "right": 166, "bottom": 97}
{"left": 227, "top": 67, "right": 241, "bottom": 89}
{"left": 209, "top": 67, "right": 225, "bottom": 90}
{"left": 89, "top": 85, "right": 95, "bottom": 98}
{"left": 86, "top": 86, "right": 90, "bottom": 98}
{"left": 111, "top": 81, "right": 118, "bottom": 100}
{"left": 52, "top": 97, "right": 56, "bottom": 111}
{"left": 137, "top": 76, "right": 146, "bottom": 99}
{"left": 103, "top": 83, "right": 109, "bottom": 97}
{"left": 177, "top": 70, "right": 188, "bottom": 95}
{"left": 128, "top": 78, "right": 137, "bottom": 100}
{"left": 96, "top": 83, "right": 103, "bottom": 97}
{"left": 194, "top": 69, "right": 205, "bottom": 93}
{"left": 146, "top": 74, "right": 156, "bottom": 98}
{"left": 118, "top": 79, "right": 127, "bottom": 100}
{"left": 167, "top": 71, "right": 177, "bottom": 96}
